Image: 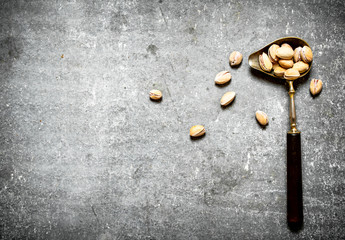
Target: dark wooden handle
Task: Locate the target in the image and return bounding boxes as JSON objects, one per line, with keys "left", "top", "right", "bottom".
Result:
{"left": 287, "top": 132, "right": 303, "bottom": 230}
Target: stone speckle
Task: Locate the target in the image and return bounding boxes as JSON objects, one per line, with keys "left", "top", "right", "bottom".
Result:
{"left": 0, "top": 0, "right": 344, "bottom": 239}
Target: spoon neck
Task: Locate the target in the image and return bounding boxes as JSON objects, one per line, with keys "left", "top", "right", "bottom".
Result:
{"left": 287, "top": 81, "right": 300, "bottom": 134}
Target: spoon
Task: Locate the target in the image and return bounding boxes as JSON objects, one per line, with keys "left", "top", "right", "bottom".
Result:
{"left": 249, "top": 37, "right": 312, "bottom": 230}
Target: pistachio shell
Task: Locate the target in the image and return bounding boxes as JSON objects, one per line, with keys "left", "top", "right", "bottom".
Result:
{"left": 190, "top": 125, "right": 205, "bottom": 137}
{"left": 268, "top": 54, "right": 275, "bottom": 63}
{"left": 149, "top": 89, "right": 162, "bottom": 100}
{"left": 281, "top": 43, "right": 293, "bottom": 51}
{"left": 272, "top": 63, "right": 280, "bottom": 70}
{"left": 310, "top": 79, "right": 323, "bottom": 95}
{"left": 259, "top": 52, "right": 273, "bottom": 72}
{"left": 215, "top": 71, "right": 232, "bottom": 84}
{"left": 293, "top": 61, "right": 309, "bottom": 73}
{"left": 268, "top": 44, "right": 279, "bottom": 62}
{"left": 255, "top": 111, "right": 269, "bottom": 126}
{"left": 276, "top": 47, "right": 294, "bottom": 60}
{"left": 229, "top": 51, "right": 243, "bottom": 66}
{"left": 301, "top": 46, "right": 313, "bottom": 63}
{"left": 284, "top": 68, "right": 300, "bottom": 80}
{"left": 274, "top": 66, "right": 287, "bottom": 77}
{"left": 278, "top": 59, "right": 294, "bottom": 69}
{"left": 220, "top": 91, "right": 236, "bottom": 106}
{"left": 293, "top": 47, "right": 302, "bottom": 62}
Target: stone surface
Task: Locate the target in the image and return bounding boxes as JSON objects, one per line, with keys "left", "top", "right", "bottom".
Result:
{"left": 0, "top": 0, "right": 344, "bottom": 239}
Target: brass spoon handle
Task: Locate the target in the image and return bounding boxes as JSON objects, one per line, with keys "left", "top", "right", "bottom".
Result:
{"left": 288, "top": 81, "right": 300, "bottom": 134}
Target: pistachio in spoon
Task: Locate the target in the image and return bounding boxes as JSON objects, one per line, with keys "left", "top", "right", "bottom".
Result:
{"left": 293, "top": 61, "right": 309, "bottom": 73}
{"left": 268, "top": 44, "right": 279, "bottom": 63}
{"left": 274, "top": 66, "right": 287, "bottom": 77}
{"left": 276, "top": 46, "right": 294, "bottom": 60}
{"left": 301, "top": 46, "right": 313, "bottom": 63}
{"left": 278, "top": 59, "right": 294, "bottom": 69}
{"left": 293, "top": 47, "right": 302, "bottom": 62}
{"left": 284, "top": 68, "right": 300, "bottom": 80}
{"left": 259, "top": 52, "right": 273, "bottom": 72}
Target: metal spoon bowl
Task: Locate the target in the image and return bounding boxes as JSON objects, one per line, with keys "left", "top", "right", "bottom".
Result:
{"left": 248, "top": 36, "right": 312, "bottom": 79}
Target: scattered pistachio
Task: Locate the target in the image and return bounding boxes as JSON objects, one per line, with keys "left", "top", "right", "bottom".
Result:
{"left": 255, "top": 111, "right": 269, "bottom": 126}
{"left": 149, "top": 89, "right": 162, "bottom": 100}
{"left": 215, "top": 71, "right": 232, "bottom": 84}
{"left": 229, "top": 51, "right": 243, "bottom": 66}
{"left": 310, "top": 78, "right": 323, "bottom": 95}
{"left": 220, "top": 91, "right": 236, "bottom": 107}
{"left": 190, "top": 125, "right": 205, "bottom": 137}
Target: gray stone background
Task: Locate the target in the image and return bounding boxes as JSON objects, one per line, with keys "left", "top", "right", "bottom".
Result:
{"left": 0, "top": 0, "right": 344, "bottom": 239}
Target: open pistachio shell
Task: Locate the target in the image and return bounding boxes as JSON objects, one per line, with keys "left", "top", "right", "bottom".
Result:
{"left": 255, "top": 111, "right": 269, "bottom": 126}
{"left": 293, "top": 47, "right": 302, "bottom": 62}
{"left": 215, "top": 71, "right": 232, "bottom": 85}
{"left": 293, "top": 61, "right": 309, "bottom": 73}
{"left": 190, "top": 125, "right": 205, "bottom": 137}
{"left": 268, "top": 44, "right": 279, "bottom": 62}
{"left": 274, "top": 66, "right": 287, "bottom": 77}
{"left": 279, "top": 59, "right": 294, "bottom": 69}
{"left": 220, "top": 91, "right": 236, "bottom": 106}
{"left": 284, "top": 68, "right": 300, "bottom": 80}
{"left": 276, "top": 47, "right": 294, "bottom": 60}
{"left": 259, "top": 52, "right": 273, "bottom": 72}
{"left": 281, "top": 43, "right": 293, "bottom": 51}
{"left": 301, "top": 46, "right": 313, "bottom": 63}
{"left": 310, "top": 79, "right": 322, "bottom": 95}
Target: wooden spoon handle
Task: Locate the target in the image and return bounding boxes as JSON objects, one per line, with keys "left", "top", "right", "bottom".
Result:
{"left": 287, "top": 132, "right": 303, "bottom": 230}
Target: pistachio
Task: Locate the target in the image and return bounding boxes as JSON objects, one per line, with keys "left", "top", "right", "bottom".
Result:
{"left": 220, "top": 91, "right": 236, "bottom": 106}
{"left": 310, "top": 78, "right": 323, "bottom": 95}
{"left": 272, "top": 63, "right": 280, "bottom": 70}
{"left": 215, "top": 71, "right": 232, "bottom": 84}
{"left": 276, "top": 47, "right": 294, "bottom": 60}
{"left": 268, "top": 54, "right": 275, "bottom": 63}
{"left": 149, "top": 89, "right": 162, "bottom": 100}
{"left": 259, "top": 52, "right": 273, "bottom": 72}
{"left": 281, "top": 43, "right": 293, "bottom": 51}
{"left": 190, "top": 125, "right": 205, "bottom": 137}
{"left": 255, "top": 111, "right": 269, "bottom": 126}
{"left": 293, "top": 61, "right": 309, "bottom": 73}
{"left": 293, "top": 47, "right": 302, "bottom": 62}
{"left": 301, "top": 46, "right": 313, "bottom": 63}
{"left": 284, "top": 68, "right": 300, "bottom": 80}
{"left": 229, "top": 51, "right": 243, "bottom": 66}
{"left": 278, "top": 59, "right": 294, "bottom": 69}
{"left": 274, "top": 66, "right": 287, "bottom": 77}
{"left": 268, "top": 44, "right": 279, "bottom": 63}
